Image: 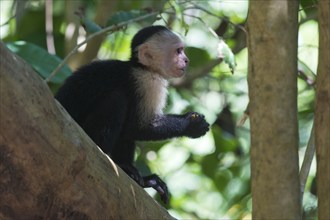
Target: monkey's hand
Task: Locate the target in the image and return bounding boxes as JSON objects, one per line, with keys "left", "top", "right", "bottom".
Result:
{"left": 143, "top": 174, "right": 169, "bottom": 204}
{"left": 184, "top": 112, "right": 210, "bottom": 138}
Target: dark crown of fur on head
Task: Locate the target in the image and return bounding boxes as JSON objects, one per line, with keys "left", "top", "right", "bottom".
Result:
{"left": 130, "top": 25, "right": 170, "bottom": 63}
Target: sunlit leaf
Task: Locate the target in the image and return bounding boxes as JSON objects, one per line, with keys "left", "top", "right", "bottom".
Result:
{"left": 218, "top": 39, "right": 236, "bottom": 74}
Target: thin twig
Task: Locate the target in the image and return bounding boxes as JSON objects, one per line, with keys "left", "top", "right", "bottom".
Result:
{"left": 299, "top": 124, "right": 315, "bottom": 201}
{"left": 185, "top": 3, "right": 247, "bottom": 33}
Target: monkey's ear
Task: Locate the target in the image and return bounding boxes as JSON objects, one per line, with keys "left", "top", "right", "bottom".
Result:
{"left": 138, "top": 44, "right": 153, "bottom": 66}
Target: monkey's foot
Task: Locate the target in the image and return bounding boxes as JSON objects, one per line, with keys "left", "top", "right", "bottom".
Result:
{"left": 119, "top": 165, "right": 169, "bottom": 204}
{"left": 143, "top": 174, "right": 169, "bottom": 204}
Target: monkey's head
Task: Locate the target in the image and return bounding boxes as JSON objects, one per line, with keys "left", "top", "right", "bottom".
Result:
{"left": 130, "top": 26, "right": 189, "bottom": 79}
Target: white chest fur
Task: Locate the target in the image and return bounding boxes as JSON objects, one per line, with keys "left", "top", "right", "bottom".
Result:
{"left": 133, "top": 69, "right": 169, "bottom": 126}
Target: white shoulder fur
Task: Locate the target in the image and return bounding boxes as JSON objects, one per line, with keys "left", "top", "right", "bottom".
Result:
{"left": 133, "top": 69, "right": 169, "bottom": 126}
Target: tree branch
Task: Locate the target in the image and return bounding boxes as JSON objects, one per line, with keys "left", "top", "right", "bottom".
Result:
{"left": 0, "top": 41, "right": 174, "bottom": 219}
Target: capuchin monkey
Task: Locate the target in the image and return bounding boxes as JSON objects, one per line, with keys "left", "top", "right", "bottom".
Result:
{"left": 55, "top": 25, "right": 209, "bottom": 204}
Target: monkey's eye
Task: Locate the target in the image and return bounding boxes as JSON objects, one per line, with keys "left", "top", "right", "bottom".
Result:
{"left": 176, "top": 48, "right": 183, "bottom": 54}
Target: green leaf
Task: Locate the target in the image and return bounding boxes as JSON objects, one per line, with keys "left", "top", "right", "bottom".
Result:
{"left": 185, "top": 47, "right": 211, "bottom": 68}
{"left": 212, "top": 125, "right": 238, "bottom": 153}
{"left": 300, "top": 0, "right": 317, "bottom": 17}
{"left": 201, "top": 153, "right": 219, "bottom": 178}
{"left": 215, "top": 170, "right": 232, "bottom": 192}
{"left": 75, "top": 11, "right": 102, "bottom": 34}
{"left": 218, "top": 39, "right": 236, "bottom": 74}
{"left": 6, "top": 41, "right": 71, "bottom": 84}
{"left": 80, "top": 17, "right": 102, "bottom": 34}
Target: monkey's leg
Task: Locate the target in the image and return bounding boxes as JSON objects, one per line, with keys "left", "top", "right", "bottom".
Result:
{"left": 119, "top": 164, "right": 144, "bottom": 186}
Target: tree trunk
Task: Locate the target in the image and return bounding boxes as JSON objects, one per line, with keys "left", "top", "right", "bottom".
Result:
{"left": 315, "top": 0, "right": 330, "bottom": 219}
{"left": 247, "top": 1, "right": 301, "bottom": 219}
{"left": 0, "top": 41, "right": 174, "bottom": 220}
{"left": 74, "top": 0, "right": 118, "bottom": 68}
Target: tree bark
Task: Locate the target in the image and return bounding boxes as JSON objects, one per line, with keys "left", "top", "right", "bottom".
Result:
{"left": 0, "top": 41, "right": 174, "bottom": 220}
{"left": 247, "top": 1, "right": 301, "bottom": 219}
{"left": 315, "top": 0, "right": 330, "bottom": 219}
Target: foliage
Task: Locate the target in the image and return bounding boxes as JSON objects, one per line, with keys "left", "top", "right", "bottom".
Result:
{"left": 0, "top": 0, "right": 318, "bottom": 219}
{"left": 6, "top": 41, "right": 72, "bottom": 84}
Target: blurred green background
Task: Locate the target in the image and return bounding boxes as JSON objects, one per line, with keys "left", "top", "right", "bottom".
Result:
{"left": 0, "top": 0, "right": 318, "bottom": 219}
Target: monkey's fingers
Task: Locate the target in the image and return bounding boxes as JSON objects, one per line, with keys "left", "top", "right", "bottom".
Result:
{"left": 189, "top": 112, "right": 204, "bottom": 120}
{"left": 143, "top": 174, "right": 169, "bottom": 204}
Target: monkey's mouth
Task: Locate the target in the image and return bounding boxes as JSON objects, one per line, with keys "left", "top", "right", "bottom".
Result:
{"left": 177, "top": 69, "right": 186, "bottom": 75}
{"left": 180, "top": 67, "right": 187, "bottom": 72}
{"left": 176, "top": 68, "right": 186, "bottom": 77}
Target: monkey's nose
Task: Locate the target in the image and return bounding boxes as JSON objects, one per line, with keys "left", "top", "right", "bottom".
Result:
{"left": 184, "top": 56, "right": 189, "bottom": 64}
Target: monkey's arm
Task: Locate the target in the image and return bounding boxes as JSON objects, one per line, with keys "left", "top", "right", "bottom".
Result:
{"left": 136, "top": 112, "right": 209, "bottom": 141}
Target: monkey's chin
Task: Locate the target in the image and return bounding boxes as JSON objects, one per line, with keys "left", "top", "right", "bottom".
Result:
{"left": 160, "top": 69, "right": 185, "bottom": 79}
{"left": 172, "top": 69, "right": 186, "bottom": 78}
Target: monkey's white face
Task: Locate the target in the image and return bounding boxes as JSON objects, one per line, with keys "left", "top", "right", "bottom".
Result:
{"left": 137, "top": 32, "right": 189, "bottom": 79}
{"left": 162, "top": 41, "right": 189, "bottom": 78}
